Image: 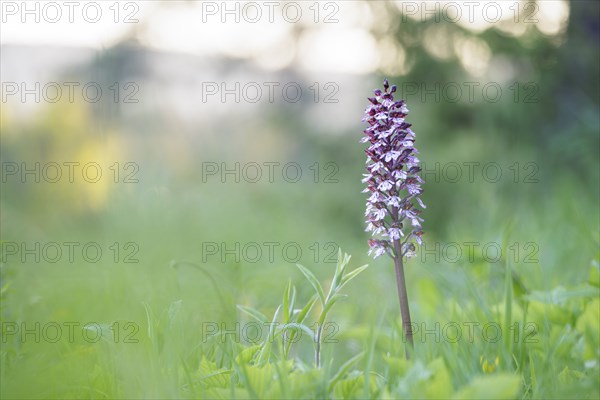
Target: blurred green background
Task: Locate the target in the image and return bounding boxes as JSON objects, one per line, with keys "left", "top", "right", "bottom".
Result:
{"left": 1, "top": 1, "right": 598, "bottom": 398}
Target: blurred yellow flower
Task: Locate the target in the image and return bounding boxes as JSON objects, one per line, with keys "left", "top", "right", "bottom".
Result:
{"left": 480, "top": 356, "right": 499, "bottom": 373}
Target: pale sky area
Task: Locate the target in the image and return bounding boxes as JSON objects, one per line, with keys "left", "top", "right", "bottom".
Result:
{"left": 0, "top": 0, "right": 569, "bottom": 75}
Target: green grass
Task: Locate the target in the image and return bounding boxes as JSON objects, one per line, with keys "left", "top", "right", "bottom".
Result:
{"left": 1, "top": 99, "right": 598, "bottom": 398}
{"left": 1, "top": 174, "right": 598, "bottom": 399}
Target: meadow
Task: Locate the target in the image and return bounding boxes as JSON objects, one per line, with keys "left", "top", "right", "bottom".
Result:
{"left": 1, "top": 1, "right": 599, "bottom": 398}
{"left": 1, "top": 94, "right": 598, "bottom": 398}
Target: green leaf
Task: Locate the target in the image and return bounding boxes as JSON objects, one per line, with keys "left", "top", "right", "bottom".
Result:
{"left": 241, "top": 364, "right": 274, "bottom": 398}
{"left": 281, "top": 323, "right": 316, "bottom": 342}
{"left": 168, "top": 299, "right": 183, "bottom": 325}
{"left": 318, "top": 293, "right": 347, "bottom": 325}
{"left": 0, "top": 281, "right": 11, "bottom": 297}
{"left": 237, "top": 305, "right": 268, "bottom": 324}
{"left": 331, "top": 249, "right": 346, "bottom": 289}
{"left": 296, "top": 295, "right": 317, "bottom": 324}
{"left": 256, "top": 341, "right": 272, "bottom": 367}
{"left": 336, "top": 248, "right": 343, "bottom": 272}
{"left": 142, "top": 302, "right": 156, "bottom": 341}
{"left": 283, "top": 281, "right": 296, "bottom": 323}
{"left": 525, "top": 286, "right": 600, "bottom": 304}
{"left": 198, "top": 357, "right": 232, "bottom": 389}
{"left": 199, "top": 370, "right": 233, "bottom": 389}
{"left": 527, "top": 300, "right": 572, "bottom": 326}
{"left": 575, "top": 298, "right": 600, "bottom": 361}
{"left": 328, "top": 352, "right": 364, "bottom": 393}
{"left": 528, "top": 352, "right": 537, "bottom": 392}
{"left": 340, "top": 251, "right": 351, "bottom": 275}
{"left": 257, "top": 305, "right": 282, "bottom": 366}
{"left": 332, "top": 373, "right": 379, "bottom": 399}
{"left": 558, "top": 366, "right": 586, "bottom": 386}
{"left": 296, "top": 264, "right": 325, "bottom": 305}
{"left": 340, "top": 264, "right": 369, "bottom": 289}
{"left": 333, "top": 374, "right": 363, "bottom": 399}
{"left": 286, "top": 295, "right": 317, "bottom": 354}
{"left": 424, "top": 358, "right": 453, "bottom": 398}
{"left": 268, "top": 305, "right": 282, "bottom": 338}
{"left": 82, "top": 323, "right": 113, "bottom": 343}
{"left": 453, "top": 374, "right": 520, "bottom": 399}
{"left": 235, "top": 345, "right": 262, "bottom": 364}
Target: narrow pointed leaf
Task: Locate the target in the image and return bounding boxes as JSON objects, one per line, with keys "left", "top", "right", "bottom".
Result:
{"left": 168, "top": 299, "right": 183, "bottom": 325}
{"left": 283, "top": 281, "right": 292, "bottom": 322}
{"left": 328, "top": 352, "right": 365, "bottom": 392}
{"left": 340, "top": 264, "right": 369, "bottom": 289}
{"left": 296, "top": 295, "right": 318, "bottom": 324}
{"left": 281, "top": 323, "right": 316, "bottom": 342}
{"left": 237, "top": 305, "right": 268, "bottom": 324}
{"left": 318, "top": 293, "right": 347, "bottom": 325}
{"left": 296, "top": 264, "right": 325, "bottom": 305}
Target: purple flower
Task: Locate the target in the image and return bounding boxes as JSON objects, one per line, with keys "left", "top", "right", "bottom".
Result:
{"left": 361, "top": 79, "right": 425, "bottom": 259}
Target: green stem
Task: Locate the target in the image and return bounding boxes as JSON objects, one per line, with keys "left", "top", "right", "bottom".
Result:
{"left": 315, "top": 323, "right": 322, "bottom": 368}
{"left": 393, "top": 240, "right": 414, "bottom": 359}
